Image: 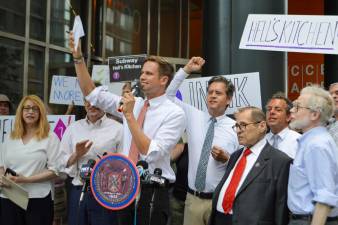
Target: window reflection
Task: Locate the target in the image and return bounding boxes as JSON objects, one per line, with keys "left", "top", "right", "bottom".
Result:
{"left": 159, "top": 0, "right": 180, "bottom": 57}
{"left": 48, "top": 50, "right": 75, "bottom": 114}
{"left": 28, "top": 46, "right": 45, "bottom": 99}
{"left": 104, "top": 0, "right": 148, "bottom": 56}
{"left": 50, "top": 1, "right": 87, "bottom": 48}
{"left": 0, "top": 1, "right": 26, "bottom": 36}
{"left": 30, "top": 0, "right": 46, "bottom": 41}
{"left": 0, "top": 38, "right": 24, "bottom": 108}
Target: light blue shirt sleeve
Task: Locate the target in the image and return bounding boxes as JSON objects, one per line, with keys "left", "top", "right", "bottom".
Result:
{"left": 304, "top": 143, "right": 338, "bottom": 207}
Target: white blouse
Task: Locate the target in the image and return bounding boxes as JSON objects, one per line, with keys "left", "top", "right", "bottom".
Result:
{"left": 0, "top": 132, "right": 60, "bottom": 198}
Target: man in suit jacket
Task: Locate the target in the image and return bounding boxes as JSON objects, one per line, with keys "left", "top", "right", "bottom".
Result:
{"left": 209, "top": 106, "right": 292, "bottom": 225}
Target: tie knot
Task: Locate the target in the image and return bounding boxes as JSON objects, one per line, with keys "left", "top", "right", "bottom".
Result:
{"left": 273, "top": 134, "right": 279, "bottom": 140}
{"left": 211, "top": 117, "right": 217, "bottom": 123}
{"left": 144, "top": 100, "right": 149, "bottom": 108}
{"left": 243, "top": 148, "right": 252, "bottom": 157}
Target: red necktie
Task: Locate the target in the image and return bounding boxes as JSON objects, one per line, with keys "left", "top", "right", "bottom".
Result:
{"left": 128, "top": 100, "right": 149, "bottom": 164}
{"left": 222, "top": 148, "right": 252, "bottom": 213}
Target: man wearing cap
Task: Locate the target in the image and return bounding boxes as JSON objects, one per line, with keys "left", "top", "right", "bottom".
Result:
{"left": 0, "top": 94, "right": 11, "bottom": 115}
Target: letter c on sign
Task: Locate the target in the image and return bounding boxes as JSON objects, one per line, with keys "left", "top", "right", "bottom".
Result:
{"left": 291, "top": 65, "right": 299, "bottom": 76}
{"left": 305, "top": 65, "right": 314, "bottom": 76}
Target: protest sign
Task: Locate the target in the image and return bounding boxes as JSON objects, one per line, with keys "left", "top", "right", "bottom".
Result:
{"left": 108, "top": 54, "right": 147, "bottom": 82}
{"left": 240, "top": 14, "right": 338, "bottom": 54}
{"left": 92, "top": 65, "right": 110, "bottom": 86}
{"left": 177, "top": 72, "right": 261, "bottom": 115}
{"left": 49, "top": 75, "right": 84, "bottom": 106}
{"left": 0, "top": 115, "right": 75, "bottom": 143}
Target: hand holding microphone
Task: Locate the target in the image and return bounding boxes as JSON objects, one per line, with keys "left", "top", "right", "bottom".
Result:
{"left": 118, "top": 80, "right": 141, "bottom": 112}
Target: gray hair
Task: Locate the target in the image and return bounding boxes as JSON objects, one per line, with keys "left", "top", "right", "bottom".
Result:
{"left": 329, "top": 82, "right": 338, "bottom": 89}
{"left": 300, "top": 85, "right": 335, "bottom": 125}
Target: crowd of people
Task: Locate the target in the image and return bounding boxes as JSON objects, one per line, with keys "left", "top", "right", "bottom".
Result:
{"left": 0, "top": 33, "right": 337, "bottom": 225}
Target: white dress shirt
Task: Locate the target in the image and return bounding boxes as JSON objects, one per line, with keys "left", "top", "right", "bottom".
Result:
{"left": 86, "top": 87, "right": 186, "bottom": 182}
{"left": 0, "top": 132, "right": 60, "bottom": 198}
{"left": 59, "top": 114, "right": 123, "bottom": 185}
{"left": 166, "top": 68, "right": 239, "bottom": 192}
{"left": 265, "top": 127, "right": 301, "bottom": 158}
{"left": 216, "top": 138, "right": 266, "bottom": 213}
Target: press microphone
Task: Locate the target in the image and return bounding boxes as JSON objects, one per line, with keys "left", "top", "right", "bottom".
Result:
{"left": 136, "top": 160, "right": 149, "bottom": 180}
{"left": 79, "top": 159, "right": 96, "bottom": 202}
{"left": 149, "top": 168, "right": 167, "bottom": 187}
{"left": 5, "top": 168, "right": 17, "bottom": 176}
{"left": 118, "top": 80, "right": 141, "bottom": 112}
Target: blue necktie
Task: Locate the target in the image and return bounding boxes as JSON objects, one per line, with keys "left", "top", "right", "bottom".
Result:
{"left": 195, "top": 117, "right": 217, "bottom": 191}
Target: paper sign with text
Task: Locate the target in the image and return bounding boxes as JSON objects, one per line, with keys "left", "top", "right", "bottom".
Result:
{"left": 240, "top": 14, "right": 338, "bottom": 54}
{"left": 178, "top": 72, "right": 261, "bottom": 115}
{"left": 50, "top": 75, "right": 84, "bottom": 106}
{"left": 0, "top": 115, "right": 75, "bottom": 143}
{"left": 92, "top": 65, "right": 110, "bottom": 86}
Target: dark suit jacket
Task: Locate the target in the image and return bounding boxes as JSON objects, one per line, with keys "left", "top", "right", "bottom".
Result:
{"left": 209, "top": 142, "right": 292, "bottom": 225}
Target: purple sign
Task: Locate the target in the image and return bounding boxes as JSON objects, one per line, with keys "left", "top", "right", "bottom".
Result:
{"left": 53, "top": 119, "right": 66, "bottom": 140}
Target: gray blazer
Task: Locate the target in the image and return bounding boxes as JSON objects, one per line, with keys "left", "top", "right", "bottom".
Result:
{"left": 209, "top": 142, "right": 292, "bottom": 225}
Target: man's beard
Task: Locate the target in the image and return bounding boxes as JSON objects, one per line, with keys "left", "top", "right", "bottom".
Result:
{"left": 289, "top": 116, "right": 311, "bottom": 131}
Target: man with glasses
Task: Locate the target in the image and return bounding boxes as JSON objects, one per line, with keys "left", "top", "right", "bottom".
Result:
{"left": 166, "top": 57, "right": 239, "bottom": 225}
{"left": 209, "top": 106, "right": 292, "bottom": 225}
{"left": 265, "top": 92, "right": 301, "bottom": 158}
{"left": 288, "top": 86, "right": 338, "bottom": 225}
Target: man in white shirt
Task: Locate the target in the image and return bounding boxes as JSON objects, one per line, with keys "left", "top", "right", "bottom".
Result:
{"left": 328, "top": 82, "right": 338, "bottom": 146}
{"left": 60, "top": 99, "right": 123, "bottom": 225}
{"left": 209, "top": 107, "right": 292, "bottom": 225}
{"left": 265, "top": 92, "right": 301, "bottom": 158}
{"left": 166, "top": 57, "right": 239, "bottom": 225}
{"left": 69, "top": 35, "right": 186, "bottom": 225}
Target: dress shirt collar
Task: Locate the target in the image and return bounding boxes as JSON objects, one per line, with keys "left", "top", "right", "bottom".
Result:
{"left": 85, "top": 114, "right": 106, "bottom": 126}
{"left": 146, "top": 93, "right": 167, "bottom": 108}
{"left": 298, "top": 126, "right": 326, "bottom": 143}
{"left": 268, "top": 126, "right": 289, "bottom": 142}
{"left": 245, "top": 137, "right": 266, "bottom": 157}
{"left": 209, "top": 112, "right": 227, "bottom": 122}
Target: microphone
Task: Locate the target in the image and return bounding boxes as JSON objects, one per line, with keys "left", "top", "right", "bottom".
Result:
{"left": 5, "top": 168, "right": 17, "bottom": 176}
{"left": 79, "top": 159, "right": 96, "bottom": 202}
{"left": 136, "top": 160, "right": 149, "bottom": 180}
{"left": 118, "top": 80, "right": 141, "bottom": 112}
{"left": 149, "top": 168, "right": 167, "bottom": 187}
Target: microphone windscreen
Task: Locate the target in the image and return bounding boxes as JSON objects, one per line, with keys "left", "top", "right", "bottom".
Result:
{"left": 136, "top": 160, "right": 148, "bottom": 170}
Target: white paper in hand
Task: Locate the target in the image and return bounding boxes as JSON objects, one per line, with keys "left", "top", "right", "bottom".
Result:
{"left": 72, "top": 15, "right": 85, "bottom": 50}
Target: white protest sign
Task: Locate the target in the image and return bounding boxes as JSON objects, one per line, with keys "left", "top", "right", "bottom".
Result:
{"left": 0, "top": 115, "right": 75, "bottom": 143}
{"left": 177, "top": 72, "right": 261, "bottom": 114}
{"left": 240, "top": 14, "right": 338, "bottom": 54}
{"left": 92, "top": 65, "right": 110, "bottom": 86}
{"left": 49, "top": 75, "right": 84, "bottom": 106}
{"left": 72, "top": 15, "right": 85, "bottom": 50}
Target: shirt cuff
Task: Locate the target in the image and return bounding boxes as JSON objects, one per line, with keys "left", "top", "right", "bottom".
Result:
{"left": 177, "top": 68, "right": 189, "bottom": 80}
{"left": 142, "top": 140, "right": 165, "bottom": 159}
{"left": 85, "top": 86, "right": 107, "bottom": 106}
{"left": 313, "top": 189, "right": 338, "bottom": 207}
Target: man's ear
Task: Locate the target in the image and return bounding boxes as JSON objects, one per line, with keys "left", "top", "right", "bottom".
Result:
{"left": 160, "top": 75, "right": 169, "bottom": 86}
{"left": 286, "top": 113, "right": 292, "bottom": 123}
{"left": 310, "top": 110, "right": 321, "bottom": 122}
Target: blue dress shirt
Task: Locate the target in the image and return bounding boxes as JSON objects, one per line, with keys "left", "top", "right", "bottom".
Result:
{"left": 288, "top": 126, "right": 338, "bottom": 217}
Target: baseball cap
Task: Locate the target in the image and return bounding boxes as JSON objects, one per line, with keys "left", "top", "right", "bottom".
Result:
{"left": 0, "top": 94, "right": 10, "bottom": 103}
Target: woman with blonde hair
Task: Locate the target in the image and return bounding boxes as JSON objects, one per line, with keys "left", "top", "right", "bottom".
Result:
{"left": 0, "top": 95, "right": 60, "bottom": 225}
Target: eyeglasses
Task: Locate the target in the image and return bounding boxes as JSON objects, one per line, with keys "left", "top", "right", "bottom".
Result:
{"left": 23, "top": 106, "right": 39, "bottom": 113}
{"left": 291, "top": 103, "right": 312, "bottom": 113}
{"left": 232, "top": 121, "right": 261, "bottom": 131}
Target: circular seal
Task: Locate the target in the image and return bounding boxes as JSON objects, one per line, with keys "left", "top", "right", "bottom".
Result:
{"left": 90, "top": 153, "right": 140, "bottom": 210}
